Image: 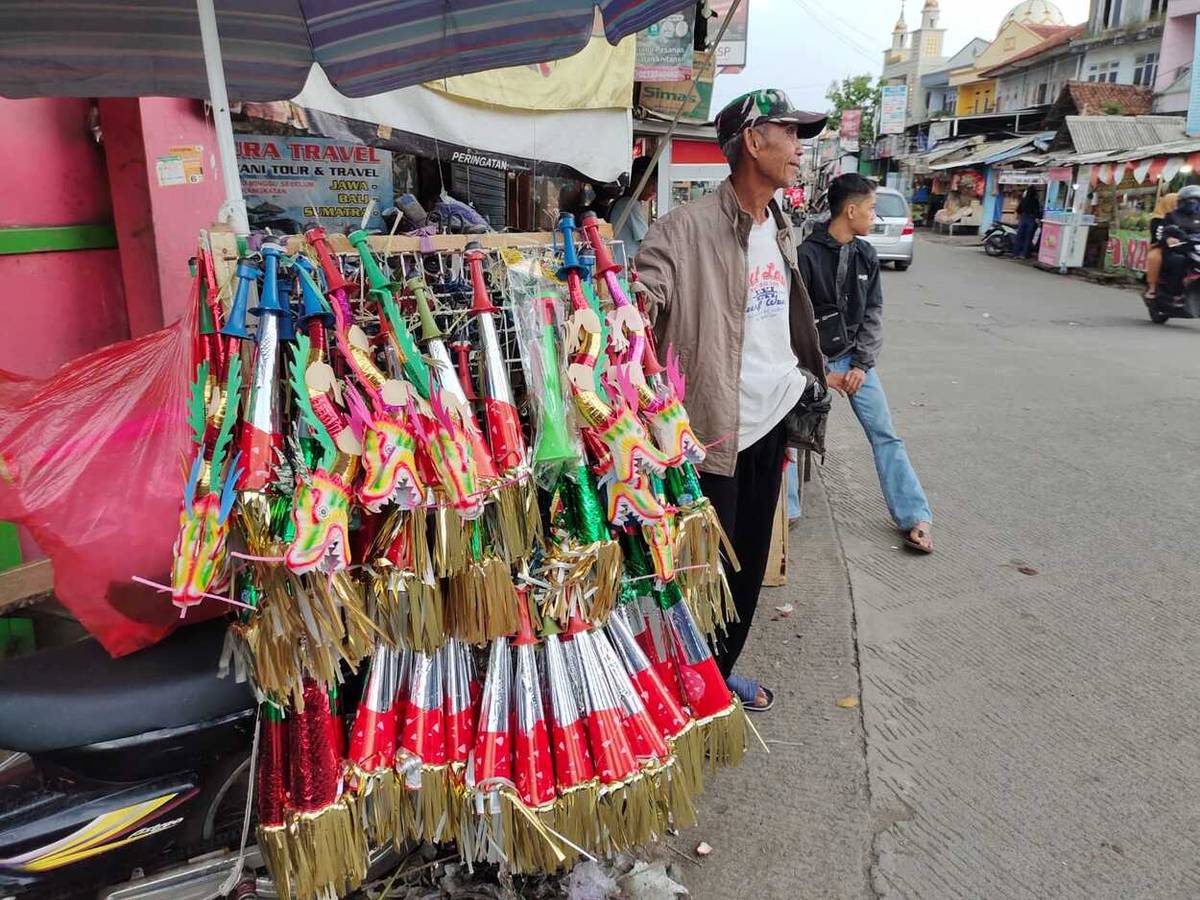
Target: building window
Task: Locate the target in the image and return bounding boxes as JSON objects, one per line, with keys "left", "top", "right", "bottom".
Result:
{"left": 1087, "top": 61, "right": 1120, "bottom": 83}
{"left": 1150, "top": 0, "right": 1166, "bottom": 17}
{"left": 925, "top": 35, "right": 938, "bottom": 56}
{"left": 1102, "top": 0, "right": 1123, "bottom": 28}
{"left": 1134, "top": 52, "right": 1159, "bottom": 86}
{"left": 1036, "top": 82, "right": 1049, "bottom": 104}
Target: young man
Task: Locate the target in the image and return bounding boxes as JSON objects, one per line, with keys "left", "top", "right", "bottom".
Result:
{"left": 637, "top": 90, "right": 828, "bottom": 710}
{"left": 798, "top": 173, "right": 934, "bottom": 553}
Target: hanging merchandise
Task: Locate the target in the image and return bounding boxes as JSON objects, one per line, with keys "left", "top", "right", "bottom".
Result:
{"left": 173, "top": 215, "right": 753, "bottom": 900}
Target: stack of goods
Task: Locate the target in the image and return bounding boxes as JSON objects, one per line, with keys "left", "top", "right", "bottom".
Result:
{"left": 171, "top": 212, "right": 746, "bottom": 900}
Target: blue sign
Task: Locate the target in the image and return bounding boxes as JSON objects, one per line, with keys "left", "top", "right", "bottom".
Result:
{"left": 236, "top": 134, "right": 393, "bottom": 232}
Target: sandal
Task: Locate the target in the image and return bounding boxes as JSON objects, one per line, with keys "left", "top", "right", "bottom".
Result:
{"left": 726, "top": 673, "right": 775, "bottom": 712}
{"left": 903, "top": 523, "right": 934, "bottom": 554}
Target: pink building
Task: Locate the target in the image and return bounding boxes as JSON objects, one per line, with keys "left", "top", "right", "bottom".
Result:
{"left": 1155, "top": 0, "right": 1200, "bottom": 114}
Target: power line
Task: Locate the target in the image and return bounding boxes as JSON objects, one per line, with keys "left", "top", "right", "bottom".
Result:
{"left": 787, "top": 0, "right": 881, "bottom": 66}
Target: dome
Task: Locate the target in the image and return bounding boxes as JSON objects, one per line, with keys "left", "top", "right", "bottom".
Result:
{"left": 1002, "top": 0, "right": 1066, "bottom": 28}
{"left": 922, "top": 0, "right": 939, "bottom": 9}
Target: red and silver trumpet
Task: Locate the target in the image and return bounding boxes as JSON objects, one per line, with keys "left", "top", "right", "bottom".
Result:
{"left": 464, "top": 241, "right": 527, "bottom": 474}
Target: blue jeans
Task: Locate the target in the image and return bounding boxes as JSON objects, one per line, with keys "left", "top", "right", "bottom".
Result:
{"left": 786, "top": 457, "right": 802, "bottom": 520}
{"left": 1014, "top": 214, "right": 1038, "bottom": 258}
{"left": 829, "top": 357, "right": 932, "bottom": 529}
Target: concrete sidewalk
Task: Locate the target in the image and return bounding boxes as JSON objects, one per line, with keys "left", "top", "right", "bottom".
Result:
{"left": 676, "top": 474, "right": 873, "bottom": 900}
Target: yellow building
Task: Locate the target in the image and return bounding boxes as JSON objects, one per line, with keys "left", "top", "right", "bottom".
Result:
{"left": 951, "top": 1, "right": 1070, "bottom": 116}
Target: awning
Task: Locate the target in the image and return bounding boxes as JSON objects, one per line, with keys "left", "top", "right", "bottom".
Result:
{"left": 0, "top": 0, "right": 691, "bottom": 101}
{"left": 281, "top": 66, "right": 632, "bottom": 183}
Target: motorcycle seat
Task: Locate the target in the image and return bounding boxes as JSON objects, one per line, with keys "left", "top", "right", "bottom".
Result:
{"left": 0, "top": 620, "right": 253, "bottom": 753}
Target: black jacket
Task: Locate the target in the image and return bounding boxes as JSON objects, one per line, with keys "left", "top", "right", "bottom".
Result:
{"left": 797, "top": 223, "right": 884, "bottom": 370}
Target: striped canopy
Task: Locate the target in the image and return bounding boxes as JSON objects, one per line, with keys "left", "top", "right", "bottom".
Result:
{"left": 0, "top": 0, "right": 693, "bottom": 101}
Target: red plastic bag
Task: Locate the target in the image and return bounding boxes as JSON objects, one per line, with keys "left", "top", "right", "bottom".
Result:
{"left": 0, "top": 303, "right": 223, "bottom": 657}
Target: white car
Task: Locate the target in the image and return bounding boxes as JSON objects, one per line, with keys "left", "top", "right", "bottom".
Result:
{"left": 862, "top": 187, "right": 914, "bottom": 270}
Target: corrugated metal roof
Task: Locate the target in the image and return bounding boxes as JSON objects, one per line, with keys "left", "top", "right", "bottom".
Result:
{"left": 1062, "top": 137, "right": 1200, "bottom": 165}
{"left": 1065, "top": 115, "right": 1185, "bottom": 154}
{"left": 929, "top": 134, "right": 1053, "bottom": 171}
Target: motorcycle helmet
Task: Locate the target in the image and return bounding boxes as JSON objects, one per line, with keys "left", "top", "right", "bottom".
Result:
{"left": 1178, "top": 184, "right": 1200, "bottom": 216}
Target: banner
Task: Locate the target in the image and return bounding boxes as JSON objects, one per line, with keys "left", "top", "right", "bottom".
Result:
{"left": 840, "top": 109, "right": 862, "bottom": 153}
{"left": 640, "top": 55, "right": 716, "bottom": 123}
{"left": 636, "top": 8, "right": 695, "bottom": 82}
{"left": 998, "top": 171, "right": 1047, "bottom": 185}
{"left": 880, "top": 84, "right": 908, "bottom": 135}
{"left": 236, "top": 134, "right": 393, "bottom": 232}
{"left": 1105, "top": 229, "right": 1150, "bottom": 273}
{"left": 709, "top": 0, "right": 749, "bottom": 69}
{"left": 426, "top": 33, "right": 635, "bottom": 111}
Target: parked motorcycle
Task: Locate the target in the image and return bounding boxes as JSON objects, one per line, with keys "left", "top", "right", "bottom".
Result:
{"left": 1147, "top": 227, "right": 1200, "bottom": 324}
{"left": 982, "top": 221, "right": 1015, "bottom": 257}
{"left": 0, "top": 620, "right": 259, "bottom": 900}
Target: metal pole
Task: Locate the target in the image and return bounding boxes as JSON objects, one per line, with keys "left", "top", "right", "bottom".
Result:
{"left": 197, "top": 0, "right": 250, "bottom": 238}
{"left": 615, "top": 0, "right": 744, "bottom": 237}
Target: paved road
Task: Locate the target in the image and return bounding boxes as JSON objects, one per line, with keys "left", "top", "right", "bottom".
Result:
{"left": 681, "top": 235, "right": 1200, "bottom": 899}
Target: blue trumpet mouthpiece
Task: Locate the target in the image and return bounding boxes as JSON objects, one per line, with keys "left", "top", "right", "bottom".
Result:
{"left": 293, "top": 255, "right": 335, "bottom": 326}
{"left": 556, "top": 212, "right": 585, "bottom": 280}
{"left": 220, "top": 259, "right": 260, "bottom": 339}
{"left": 254, "top": 241, "right": 286, "bottom": 316}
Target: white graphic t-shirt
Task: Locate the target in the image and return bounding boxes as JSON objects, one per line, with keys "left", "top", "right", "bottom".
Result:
{"left": 738, "top": 215, "right": 806, "bottom": 451}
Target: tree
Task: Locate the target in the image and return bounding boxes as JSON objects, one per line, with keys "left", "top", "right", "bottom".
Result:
{"left": 826, "top": 74, "right": 883, "bottom": 143}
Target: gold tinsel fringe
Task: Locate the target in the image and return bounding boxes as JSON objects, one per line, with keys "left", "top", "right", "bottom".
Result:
{"left": 257, "top": 824, "right": 295, "bottom": 900}
{"left": 228, "top": 568, "right": 369, "bottom": 707}
{"left": 369, "top": 567, "right": 445, "bottom": 654}
{"left": 553, "top": 782, "right": 601, "bottom": 854}
{"left": 668, "top": 722, "right": 705, "bottom": 803}
{"left": 496, "top": 793, "right": 571, "bottom": 875}
{"left": 595, "top": 772, "right": 663, "bottom": 855}
{"left": 286, "top": 796, "right": 369, "bottom": 900}
{"left": 537, "top": 539, "right": 624, "bottom": 627}
{"left": 649, "top": 755, "right": 698, "bottom": 831}
{"left": 408, "top": 764, "right": 457, "bottom": 844}
{"left": 489, "top": 476, "right": 544, "bottom": 563}
{"left": 347, "top": 766, "right": 405, "bottom": 848}
{"left": 433, "top": 505, "right": 472, "bottom": 578}
{"left": 676, "top": 504, "right": 740, "bottom": 638}
{"left": 698, "top": 698, "right": 748, "bottom": 771}
{"left": 445, "top": 556, "right": 519, "bottom": 645}
{"left": 589, "top": 539, "right": 624, "bottom": 621}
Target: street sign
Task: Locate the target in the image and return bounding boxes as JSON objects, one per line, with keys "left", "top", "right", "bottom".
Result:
{"left": 709, "top": 0, "right": 749, "bottom": 69}
{"left": 880, "top": 84, "right": 908, "bottom": 135}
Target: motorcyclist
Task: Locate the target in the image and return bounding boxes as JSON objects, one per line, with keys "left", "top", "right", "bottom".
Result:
{"left": 1156, "top": 184, "right": 1200, "bottom": 299}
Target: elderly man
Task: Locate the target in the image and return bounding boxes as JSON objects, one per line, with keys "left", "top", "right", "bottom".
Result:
{"left": 637, "top": 90, "right": 827, "bottom": 711}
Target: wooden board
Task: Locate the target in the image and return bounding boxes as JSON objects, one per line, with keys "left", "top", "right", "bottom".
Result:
{"left": 762, "top": 489, "right": 788, "bottom": 587}
{"left": 0, "top": 559, "right": 54, "bottom": 613}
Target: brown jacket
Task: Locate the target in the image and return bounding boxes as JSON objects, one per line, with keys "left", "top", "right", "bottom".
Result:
{"left": 637, "top": 179, "right": 826, "bottom": 477}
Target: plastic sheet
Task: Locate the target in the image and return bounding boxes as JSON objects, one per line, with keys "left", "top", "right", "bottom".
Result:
{"left": 0, "top": 305, "right": 215, "bottom": 657}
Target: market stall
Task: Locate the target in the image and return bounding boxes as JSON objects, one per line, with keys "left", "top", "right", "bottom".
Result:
{"left": 0, "top": 3, "right": 756, "bottom": 899}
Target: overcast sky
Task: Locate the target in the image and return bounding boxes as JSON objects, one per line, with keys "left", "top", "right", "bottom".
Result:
{"left": 711, "top": 0, "right": 1092, "bottom": 115}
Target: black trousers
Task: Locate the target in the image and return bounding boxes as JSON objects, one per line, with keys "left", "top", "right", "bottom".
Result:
{"left": 699, "top": 421, "right": 788, "bottom": 678}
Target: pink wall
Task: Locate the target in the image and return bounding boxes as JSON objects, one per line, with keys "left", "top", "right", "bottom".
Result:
{"left": 0, "top": 98, "right": 128, "bottom": 377}
{"left": 136, "top": 98, "right": 226, "bottom": 326}
{"left": 1157, "top": 2, "right": 1200, "bottom": 93}
{"left": 102, "top": 98, "right": 227, "bottom": 334}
